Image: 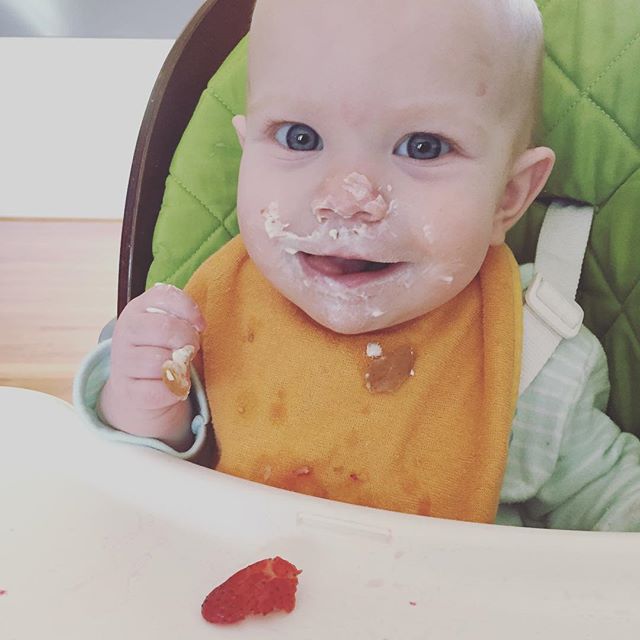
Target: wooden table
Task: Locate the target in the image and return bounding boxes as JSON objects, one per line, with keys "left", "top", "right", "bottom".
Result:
{"left": 0, "top": 218, "right": 121, "bottom": 401}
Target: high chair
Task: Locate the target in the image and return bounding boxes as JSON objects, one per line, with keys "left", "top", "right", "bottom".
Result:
{"left": 118, "top": 0, "right": 639, "bottom": 437}
{"left": 9, "top": 5, "right": 637, "bottom": 631}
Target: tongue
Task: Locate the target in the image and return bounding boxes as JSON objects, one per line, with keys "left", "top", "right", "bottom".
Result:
{"left": 305, "top": 254, "right": 379, "bottom": 276}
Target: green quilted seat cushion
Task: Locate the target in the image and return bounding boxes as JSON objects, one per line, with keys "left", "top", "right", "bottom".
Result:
{"left": 147, "top": 1, "right": 639, "bottom": 435}
{"left": 147, "top": 37, "right": 247, "bottom": 289}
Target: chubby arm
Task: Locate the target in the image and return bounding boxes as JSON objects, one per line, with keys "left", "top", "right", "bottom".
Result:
{"left": 521, "top": 336, "right": 640, "bottom": 532}
{"left": 96, "top": 284, "right": 205, "bottom": 451}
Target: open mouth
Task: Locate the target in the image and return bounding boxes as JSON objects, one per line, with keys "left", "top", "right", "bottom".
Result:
{"left": 299, "top": 252, "right": 404, "bottom": 284}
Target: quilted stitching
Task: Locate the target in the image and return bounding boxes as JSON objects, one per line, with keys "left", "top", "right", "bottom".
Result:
{"left": 171, "top": 175, "right": 238, "bottom": 239}
{"left": 589, "top": 250, "right": 640, "bottom": 344}
{"left": 171, "top": 174, "right": 219, "bottom": 221}
{"left": 207, "top": 89, "right": 235, "bottom": 116}
{"left": 544, "top": 32, "right": 640, "bottom": 140}
{"left": 167, "top": 221, "right": 236, "bottom": 288}
{"left": 162, "top": 175, "right": 238, "bottom": 286}
{"left": 540, "top": 54, "right": 640, "bottom": 205}
{"left": 146, "top": 39, "right": 245, "bottom": 289}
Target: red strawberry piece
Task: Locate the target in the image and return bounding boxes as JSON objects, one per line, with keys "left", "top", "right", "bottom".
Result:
{"left": 201, "top": 556, "right": 302, "bottom": 625}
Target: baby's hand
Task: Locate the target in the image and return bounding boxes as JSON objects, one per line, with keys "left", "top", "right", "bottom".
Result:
{"left": 98, "top": 284, "right": 206, "bottom": 450}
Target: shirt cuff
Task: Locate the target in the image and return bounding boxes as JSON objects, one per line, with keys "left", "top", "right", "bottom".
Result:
{"left": 73, "top": 339, "right": 210, "bottom": 460}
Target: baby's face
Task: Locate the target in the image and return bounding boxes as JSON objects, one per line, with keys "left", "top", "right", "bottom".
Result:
{"left": 235, "top": 0, "right": 527, "bottom": 334}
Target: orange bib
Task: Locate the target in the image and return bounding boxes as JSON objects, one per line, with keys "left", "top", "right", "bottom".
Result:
{"left": 186, "top": 236, "right": 522, "bottom": 523}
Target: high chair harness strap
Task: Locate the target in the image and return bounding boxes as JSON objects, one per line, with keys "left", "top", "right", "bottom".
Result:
{"left": 519, "top": 202, "right": 595, "bottom": 395}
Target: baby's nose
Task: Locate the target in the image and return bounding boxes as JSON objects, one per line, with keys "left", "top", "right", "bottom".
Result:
{"left": 312, "top": 172, "right": 390, "bottom": 222}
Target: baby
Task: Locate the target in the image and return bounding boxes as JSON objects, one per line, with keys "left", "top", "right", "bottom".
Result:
{"left": 79, "top": 0, "right": 640, "bottom": 530}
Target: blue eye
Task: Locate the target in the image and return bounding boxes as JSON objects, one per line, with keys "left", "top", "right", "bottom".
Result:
{"left": 394, "top": 133, "right": 450, "bottom": 160}
{"left": 275, "top": 123, "right": 323, "bottom": 151}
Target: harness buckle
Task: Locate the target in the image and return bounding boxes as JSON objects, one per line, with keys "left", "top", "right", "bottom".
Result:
{"left": 525, "top": 272, "right": 583, "bottom": 339}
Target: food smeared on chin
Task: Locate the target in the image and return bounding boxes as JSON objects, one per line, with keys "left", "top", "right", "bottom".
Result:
{"left": 201, "top": 557, "right": 302, "bottom": 625}
{"left": 365, "top": 343, "right": 416, "bottom": 393}
{"left": 161, "top": 345, "right": 195, "bottom": 399}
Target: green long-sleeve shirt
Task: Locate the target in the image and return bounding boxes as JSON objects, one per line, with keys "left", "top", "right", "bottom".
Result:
{"left": 497, "top": 322, "right": 640, "bottom": 531}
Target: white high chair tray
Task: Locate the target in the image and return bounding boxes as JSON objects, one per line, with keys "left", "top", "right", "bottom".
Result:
{"left": 1, "top": 386, "right": 638, "bottom": 639}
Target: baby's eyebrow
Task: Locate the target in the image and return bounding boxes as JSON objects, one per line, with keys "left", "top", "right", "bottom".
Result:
{"left": 247, "top": 94, "right": 318, "bottom": 115}
{"left": 248, "top": 95, "right": 487, "bottom": 142}
{"left": 387, "top": 103, "right": 488, "bottom": 140}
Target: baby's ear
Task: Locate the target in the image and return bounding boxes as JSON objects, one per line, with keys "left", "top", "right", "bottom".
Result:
{"left": 232, "top": 115, "right": 247, "bottom": 148}
{"left": 491, "top": 146, "right": 555, "bottom": 245}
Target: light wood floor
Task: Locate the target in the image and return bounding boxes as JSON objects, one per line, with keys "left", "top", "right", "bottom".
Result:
{"left": 0, "top": 218, "right": 122, "bottom": 402}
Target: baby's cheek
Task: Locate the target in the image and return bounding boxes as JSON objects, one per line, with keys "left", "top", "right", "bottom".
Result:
{"left": 428, "top": 247, "right": 485, "bottom": 296}
{"left": 456, "top": 230, "right": 493, "bottom": 275}
{"left": 235, "top": 188, "right": 257, "bottom": 234}
{"left": 434, "top": 207, "right": 493, "bottom": 262}
{"left": 237, "top": 154, "right": 278, "bottom": 219}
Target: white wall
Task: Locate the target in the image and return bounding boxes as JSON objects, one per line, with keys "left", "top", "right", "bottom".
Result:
{"left": 0, "top": 37, "right": 174, "bottom": 219}
{"left": 0, "top": 0, "right": 204, "bottom": 38}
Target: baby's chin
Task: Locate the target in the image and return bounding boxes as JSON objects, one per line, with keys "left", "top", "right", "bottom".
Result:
{"left": 284, "top": 291, "right": 414, "bottom": 336}
{"left": 254, "top": 247, "right": 442, "bottom": 335}
{"left": 264, "top": 268, "right": 443, "bottom": 335}
{"left": 305, "top": 306, "right": 392, "bottom": 336}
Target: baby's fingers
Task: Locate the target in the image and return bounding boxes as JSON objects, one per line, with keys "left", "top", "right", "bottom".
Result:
{"left": 121, "top": 313, "right": 201, "bottom": 353}
{"left": 126, "top": 283, "right": 206, "bottom": 332}
{"left": 116, "top": 346, "right": 173, "bottom": 380}
{"left": 121, "top": 378, "right": 190, "bottom": 411}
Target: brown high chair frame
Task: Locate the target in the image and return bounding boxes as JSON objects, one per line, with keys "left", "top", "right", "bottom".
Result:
{"left": 118, "top": 0, "right": 255, "bottom": 315}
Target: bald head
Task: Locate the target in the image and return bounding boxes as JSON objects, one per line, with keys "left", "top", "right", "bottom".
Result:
{"left": 489, "top": 0, "right": 545, "bottom": 147}
{"left": 248, "top": 0, "right": 545, "bottom": 151}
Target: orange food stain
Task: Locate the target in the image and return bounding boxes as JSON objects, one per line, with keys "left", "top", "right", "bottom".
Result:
{"left": 365, "top": 343, "right": 416, "bottom": 394}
